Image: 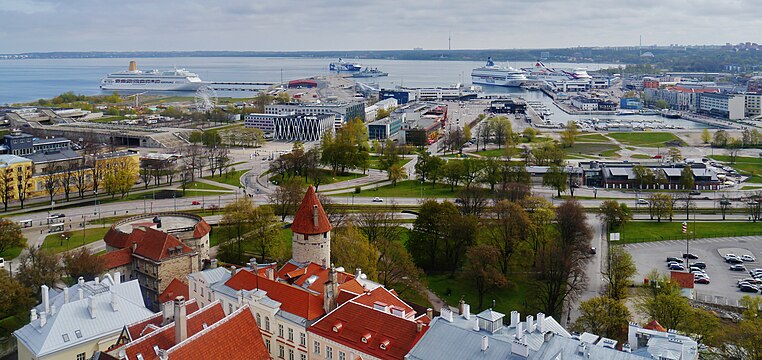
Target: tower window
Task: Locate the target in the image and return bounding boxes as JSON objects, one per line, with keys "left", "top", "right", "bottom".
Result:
{"left": 323, "top": 233, "right": 327, "bottom": 238}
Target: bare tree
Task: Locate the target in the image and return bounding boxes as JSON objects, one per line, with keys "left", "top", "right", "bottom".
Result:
{"left": 60, "top": 163, "right": 77, "bottom": 202}
{"left": 17, "top": 167, "right": 34, "bottom": 209}
{"left": 43, "top": 165, "right": 60, "bottom": 204}
{"left": 456, "top": 187, "right": 489, "bottom": 217}
{"left": 0, "top": 168, "right": 13, "bottom": 211}
{"left": 267, "top": 179, "right": 306, "bottom": 222}
{"left": 74, "top": 164, "right": 89, "bottom": 198}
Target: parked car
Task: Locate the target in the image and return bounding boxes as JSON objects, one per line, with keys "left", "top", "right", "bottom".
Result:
{"left": 730, "top": 264, "right": 747, "bottom": 271}
{"left": 682, "top": 253, "right": 699, "bottom": 260}
{"left": 669, "top": 264, "right": 685, "bottom": 271}
{"left": 690, "top": 262, "right": 706, "bottom": 269}
{"left": 727, "top": 257, "right": 744, "bottom": 265}
{"left": 690, "top": 266, "right": 705, "bottom": 273}
{"left": 666, "top": 257, "right": 683, "bottom": 263}
{"left": 695, "top": 277, "right": 710, "bottom": 284}
{"left": 637, "top": 199, "right": 649, "bottom": 205}
{"left": 741, "top": 278, "right": 762, "bottom": 285}
{"left": 740, "top": 284, "right": 759, "bottom": 293}
{"left": 372, "top": 197, "right": 384, "bottom": 203}
{"left": 742, "top": 255, "right": 757, "bottom": 262}
{"left": 689, "top": 190, "right": 701, "bottom": 196}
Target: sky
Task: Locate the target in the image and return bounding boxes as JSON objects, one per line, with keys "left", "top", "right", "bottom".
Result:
{"left": 1, "top": 0, "right": 761, "bottom": 53}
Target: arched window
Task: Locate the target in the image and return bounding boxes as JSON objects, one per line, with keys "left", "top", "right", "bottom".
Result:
{"left": 265, "top": 317, "right": 270, "bottom": 331}
{"left": 256, "top": 313, "right": 261, "bottom": 326}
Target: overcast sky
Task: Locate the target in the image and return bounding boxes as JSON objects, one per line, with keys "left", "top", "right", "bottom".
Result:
{"left": 1, "top": 0, "right": 760, "bottom": 53}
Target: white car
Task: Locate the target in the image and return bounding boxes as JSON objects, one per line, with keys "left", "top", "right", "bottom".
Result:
{"left": 742, "top": 255, "right": 757, "bottom": 262}
{"left": 372, "top": 197, "right": 383, "bottom": 203}
{"left": 637, "top": 199, "right": 649, "bottom": 205}
{"left": 725, "top": 254, "right": 738, "bottom": 260}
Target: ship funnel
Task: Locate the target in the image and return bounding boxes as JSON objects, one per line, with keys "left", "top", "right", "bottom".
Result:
{"left": 128, "top": 60, "right": 137, "bottom": 71}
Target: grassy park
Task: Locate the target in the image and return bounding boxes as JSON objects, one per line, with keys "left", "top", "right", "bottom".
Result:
{"left": 350, "top": 180, "right": 461, "bottom": 198}
{"left": 203, "top": 169, "right": 249, "bottom": 187}
{"left": 42, "top": 227, "right": 111, "bottom": 253}
{"left": 612, "top": 221, "right": 762, "bottom": 243}
{"left": 608, "top": 132, "right": 686, "bottom": 147}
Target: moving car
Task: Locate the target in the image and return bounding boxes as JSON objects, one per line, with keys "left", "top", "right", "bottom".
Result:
{"left": 689, "top": 190, "right": 701, "bottom": 196}
{"left": 372, "top": 197, "right": 384, "bottom": 203}
{"left": 191, "top": 201, "right": 202, "bottom": 205}
{"left": 730, "top": 264, "right": 747, "bottom": 271}
{"left": 742, "top": 255, "right": 757, "bottom": 262}
{"left": 49, "top": 213, "right": 65, "bottom": 218}
{"left": 0, "top": 258, "right": 4, "bottom": 269}
{"left": 637, "top": 199, "right": 649, "bottom": 205}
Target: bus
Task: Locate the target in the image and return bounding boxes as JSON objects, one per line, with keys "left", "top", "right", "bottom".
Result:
{"left": 18, "top": 219, "right": 33, "bottom": 228}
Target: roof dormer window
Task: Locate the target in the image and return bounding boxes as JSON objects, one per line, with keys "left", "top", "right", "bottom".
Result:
{"left": 380, "top": 340, "right": 390, "bottom": 350}
{"left": 361, "top": 334, "right": 371, "bottom": 343}
{"left": 332, "top": 323, "right": 343, "bottom": 332}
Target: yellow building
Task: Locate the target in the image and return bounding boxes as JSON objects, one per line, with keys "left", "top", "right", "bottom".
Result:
{"left": 0, "top": 154, "right": 33, "bottom": 200}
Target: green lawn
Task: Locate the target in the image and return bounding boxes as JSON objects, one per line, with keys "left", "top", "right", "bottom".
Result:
{"left": 42, "top": 227, "right": 110, "bottom": 253}
{"left": 427, "top": 274, "right": 532, "bottom": 314}
{"left": 709, "top": 155, "right": 762, "bottom": 183}
{"left": 632, "top": 154, "right": 653, "bottom": 159}
{"left": 351, "top": 180, "right": 461, "bottom": 198}
{"left": 271, "top": 169, "right": 367, "bottom": 187}
{"left": 472, "top": 148, "right": 511, "bottom": 157}
{"left": 600, "top": 148, "right": 621, "bottom": 158}
{"left": 186, "top": 181, "right": 234, "bottom": 191}
{"left": 0, "top": 246, "right": 23, "bottom": 260}
{"left": 608, "top": 132, "right": 686, "bottom": 147}
{"left": 368, "top": 156, "right": 412, "bottom": 171}
{"left": 203, "top": 169, "right": 249, "bottom": 188}
{"left": 612, "top": 221, "right": 762, "bottom": 243}
{"left": 742, "top": 186, "right": 762, "bottom": 190}
{"left": 575, "top": 133, "right": 611, "bottom": 143}
{"left": 565, "top": 143, "right": 620, "bottom": 157}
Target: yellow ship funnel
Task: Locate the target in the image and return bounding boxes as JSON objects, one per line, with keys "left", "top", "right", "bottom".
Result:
{"left": 128, "top": 60, "right": 137, "bottom": 71}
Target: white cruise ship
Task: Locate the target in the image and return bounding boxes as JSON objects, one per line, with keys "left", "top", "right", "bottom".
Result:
{"left": 522, "top": 62, "right": 592, "bottom": 84}
{"left": 100, "top": 61, "right": 205, "bottom": 91}
{"left": 471, "top": 57, "right": 527, "bottom": 87}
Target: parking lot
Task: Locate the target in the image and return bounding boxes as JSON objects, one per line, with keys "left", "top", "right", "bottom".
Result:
{"left": 624, "top": 236, "right": 762, "bottom": 305}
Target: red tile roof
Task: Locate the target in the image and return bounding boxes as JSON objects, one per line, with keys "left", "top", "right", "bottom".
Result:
{"left": 644, "top": 320, "right": 667, "bottom": 332}
{"left": 125, "top": 299, "right": 201, "bottom": 341}
{"left": 337, "top": 290, "right": 361, "bottom": 306}
{"left": 338, "top": 279, "right": 366, "bottom": 295}
{"left": 193, "top": 220, "right": 212, "bottom": 238}
{"left": 104, "top": 227, "right": 132, "bottom": 249}
{"left": 291, "top": 186, "right": 332, "bottom": 235}
{"left": 158, "top": 279, "right": 190, "bottom": 304}
{"left": 224, "top": 269, "right": 325, "bottom": 320}
{"left": 670, "top": 271, "right": 695, "bottom": 289}
{"left": 166, "top": 305, "right": 269, "bottom": 360}
{"left": 133, "top": 228, "right": 194, "bottom": 262}
{"left": 309, "top": 302, "right": 428, "bottom": 360}
{"left": 101, "top": 248, "right": 133, "bottom": 269}
{"left": 351, "top": 287, "right": 415, "bottom": 319}
{"left": 121, "top": 302, "right": 226, "bottom": 360}
{"left": 289, "top": 263, "right": 356, "bottom": 294}
{"left": 277, "top": 262, "right": 300, "bottom": 279}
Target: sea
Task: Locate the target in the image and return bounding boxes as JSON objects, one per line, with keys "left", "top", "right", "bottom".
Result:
{"left": 0, "top": 57, "right": 709, "bottom": 128}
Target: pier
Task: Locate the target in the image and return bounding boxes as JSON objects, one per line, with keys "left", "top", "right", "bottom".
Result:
{"left": 208, "top": 81, "right": 275, "bottom": 92}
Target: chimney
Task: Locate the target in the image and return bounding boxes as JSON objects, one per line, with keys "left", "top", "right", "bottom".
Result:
{"left": 472, "top": 318, "right": 479, "bottom": 331}
{"left": 50, "top": 305, "right": 56, "bottom": 316}
{"left": 211, "top": 259, "right": 218, "bottom": 269}
{"left": 426, "top": 308, "right": 433, "bottom": 320}
{"left": 63, "top": 287, "right": 69, "bottom": 304}
{"left": 249, "top": 258, "right": 257, "bottom": 269}
{"left": 78, "top": 288, "right": 84, "bottom": 301}
{"left": 628, "top": 322, "right": 639, "bottom": 350}
{"left": 515, "top": 322, "right": 523, "bottom": 339}
{"left": 463, "top": 303, "right": 471, "bottom": 320}
{"left": 88, "top": 296, "right": 96, "bottom": 319}
{"left": 174, "top": 296, "right": 188, "bottom": 344}
{"left": 266, "top": 268, "right": 275, "bottom": 281}
{"left": 511, "top": 340, "right": 529, "bottom": 358}
{"left": 114, "top": 271, "right": 121, "bottom": 285}
{"left": 118, "top": 348, "right": 126, "bottom": 359}
{"left": 323, "top": 266, "right": 338, "bottom": 313}
{"left": 313, "top": 205, "right": 319, "bottom": 228}
{"left": 30, "top": 309, "right": 37, "bottom": 322}
{"left": 510, "top": 311, "right": 519, "bottom": 328}
{"left": 544, "top": 331, "right": 554, "bottom": 343}
{"left": 441, "top": 308, "right": 453, "bottom": 322}
{"left": 458, "top": 298, "right": 465, "bottom": 315}
{"left": 162, "top": 301, "right": 174, "bottom": 324}
{"left": 416, "top": 321, "right": 423, "bottom": 333}
{"left": 78, "top": 276, "right": 85, "bottom": 286}
{"left": 41, "top": 285, "right": 50, "bottom": 314}
{"left": 95, "top": 276, "right": 100, "bottom": 286}
{"left": 39, "top": 312, "right": 46, "bottom": 327}
{"left": 111, "top": 291, "right": 119, "bottom": 312}
{"left": 537, "top": 313, "right": 545, "bottom": 333}
{"left": 230, "top": 266, "right": 237, "bottom": 275}
{"left": 481, "top": 336, "right": 489, "bottom": 352}
{"left": 131, "top": 242, "right": 138, "bottom": 252}
{"left": 355, "top": 268, "right": 362, "bottom": 277}
{"left": 237, "top": 290, "right": 244, "bottom": 307}
{"left": 526, "top": 315, "right": 535, "bottom": 333}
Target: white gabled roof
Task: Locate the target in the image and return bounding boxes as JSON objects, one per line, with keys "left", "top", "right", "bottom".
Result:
{"left": 14, "top": 276, "right": 153, "bottom": 358}
{"left": 189, "top": 267, "right": 231, "bottom": 285}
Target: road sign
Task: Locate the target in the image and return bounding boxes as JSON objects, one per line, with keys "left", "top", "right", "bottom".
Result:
{"left": 682, "top": 222, "right": 688, "bottom": 234}
{"left": 610, "top": 233, "right": 620, "bottom": 241}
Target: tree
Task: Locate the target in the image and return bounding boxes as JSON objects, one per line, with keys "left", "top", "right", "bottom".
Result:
{"left": 701, "top": 129, "right": 712, "bottom": 144}
{"left": 268, "top": 179, "right": 306, "bottom": 222}
{"left": 440, "top": 160, "right": 464, "bottom": 192}
{"left": 719, "top": 194, "right": 732, "bottom": 220}
{"left": 679, "top": 165, "right": 694, "bottom": 190}
{"left": 0, "top": 272, "right": 33, "bottom": 319}
{"left": 637, "top": 292, "right": 693, "bottom": 330}
{"left": 460, "top": 244, "right": 507, "bottom": 310}
{"left": 43, "top": 166, "right": 60, "bottom": 204}
{"left": 0, "top": 168, "right": 13, "bottom": 211}
{"left": 415, "top": 152, "right": 444, "bottom": 184}
{"left": 572, "top": 296, "right": 631, "bottom": 342}
{"left": 376, "top": 240, "right": 424, "bottom": 298}
{"left": 598, "top": 200, "right": 632, "bottom": 230}
{"left": 74, "top": 164, "right": 90, "bottom": 198}
{"left": 16, "top": 246, "right": 62, "bottom": 298}
{"left": 486, "top": 200, "right": 530, "bottom": 275}
{"left": 489, "top": 116, "right": 512, "bottom": 149}
{"left": 603, "top": 247, "right": 637, "bottom": 300}
{"left": 331, "top": 222, "right": 378, "bottom": 282}
{"left": 442, "top": 213, "right": 479, "bottom": 276}
{"left": 0, "top": 220, "right": 26, "bottom": 255}
{"left": 63, "top": 248, "right": 106, "bottom": 282}
{"left": 455, "top": 187, "right": 489, "bottom": 217}
{"left": 245, "top": 205, "right": 283, "bottom": 262}
{"left": 16, "top": 166, "right": 33, "bottom": 209}
{"left": 560, "top": 121, "right": 579, "bottom": 148}
{"left": 522, "top": 127, "right": 539, "bottom": 142}
{"left": 649, "top": 193, "right": 673, "bottom": 222}
{"left": 388, "top": 164, "right": 407, "bottom": 186}
{"left": 220, "top": 198, "right": 256, "bottom": 264}
{"left": 543, "top": 165, "right": 568, "bottom": 197}
{"left": 667, "top": 147, "right": 682, "bottom": 163}
{"left": 654, "top": 99, "right": 669, "bottom": 109}
{"left": 407, "top": 200, "right": 459, "bottom": 272}
{"left": 712, "top": 130, "right": 729, "bottom": 148}
{"left": 60, "top": 163, "right": 76, "bottom": 202}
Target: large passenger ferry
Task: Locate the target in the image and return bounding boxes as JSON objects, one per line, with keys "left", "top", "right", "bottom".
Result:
{"left": 471, "top": 57, "right": 527, "bottom": 87}
{"left": 522, "top": 61, "right": 592, "bottom": 84}
{"left": 100, "top": 61, "right": 205, "bottom": 91}
{"left": 329, "top": 58, "right": 362, "bottom": 72}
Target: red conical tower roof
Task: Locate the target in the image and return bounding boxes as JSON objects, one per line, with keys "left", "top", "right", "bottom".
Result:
{"left": 291, "top": 186, "right": 332, "bottom": 235}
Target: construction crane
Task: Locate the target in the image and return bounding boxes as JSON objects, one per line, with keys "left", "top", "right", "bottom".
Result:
{"left": 126, "top": 92, "right": 147, "bottom": 109}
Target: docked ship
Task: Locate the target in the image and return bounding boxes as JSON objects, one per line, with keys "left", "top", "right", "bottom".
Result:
{"left": 522, "top": 62, "right": 592, "bottom": 84}
{"left": 351, "top": 68, "right": 389, "bottom": 78}
{"left": 471, "top": 57, "right": 527, "bottom": 87}
{"left": 329, "top": 58, "right": 362, "bottom": 72}
{"left": 100, "top": 61, "right": 205, "bottom": 91}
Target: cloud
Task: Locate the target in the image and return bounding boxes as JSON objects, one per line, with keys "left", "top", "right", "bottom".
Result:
{"left": 1, "top": 0, "right": 762, "bottom": 52}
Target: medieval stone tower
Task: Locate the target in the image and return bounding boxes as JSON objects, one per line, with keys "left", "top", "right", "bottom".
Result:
{"left": 290, "top": 186, "right": 332, "bottom": 266}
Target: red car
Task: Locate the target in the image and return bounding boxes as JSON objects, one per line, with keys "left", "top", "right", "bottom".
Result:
{"left": 191, "top": 201, "right": 202, "bottom": 205}
{"left": 695, "top": 277, "right": 710, "bottom": 284}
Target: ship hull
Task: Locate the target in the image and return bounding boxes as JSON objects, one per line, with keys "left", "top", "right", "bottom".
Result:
{"left": 100, "top": 80, "right": 205, "bottom": 91}
{"left": 471, "top": 75, "right": 524, "bottom": 87}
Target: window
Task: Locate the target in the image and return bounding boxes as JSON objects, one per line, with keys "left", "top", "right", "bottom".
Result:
{"left": 288, "top": 349, "right": 294, "bottom": 360}
{"left": 314, "top": 341, "right": 320, "bottom": 355}
{"left": 339, "top": 352, "right": 346, "bottom": 360}
{"left": 75, "top": 330, "right": 82, "bottom": 338}
{"left": 194, "top": 282, "right": 197, "bottom": 292}
{"left": 208, "top": 291, "right": 211, "bottom": 301}
{"left": 200, "top": 288, "right": 204, "bottom": 297}
{"left": 62, "top": 334, "right": 70, "bottom": 342}
{"left": 288, "top": 328, "right": 294, "bottom": 341}
{"left": 300, "top": 333, "right": 306, "bottom": 346}
{"left": 326, "top": 346, "right": 333, "bottom": 359}
{"left": 265, "top": 339, "right": 271, "bottom": 352}
{"left": 279, "top": 345, "right": 285, "bottom": 358}
{"left": 279, "top": 324, "right": 284, "bottom": 338}
{"left": 300, "top": 354, "right": 306, "bottom": 360}
{"left": 228, "top": 304, "right": 233, "bottom": 314}
{"left": 265, "top": 317, "right": 270, "bottom": 331}
{"left": 76, "top": 353, "right": 86, "bottom": 360}
{"left": 256, "top": 313, "right": 261, "bottom": 326}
